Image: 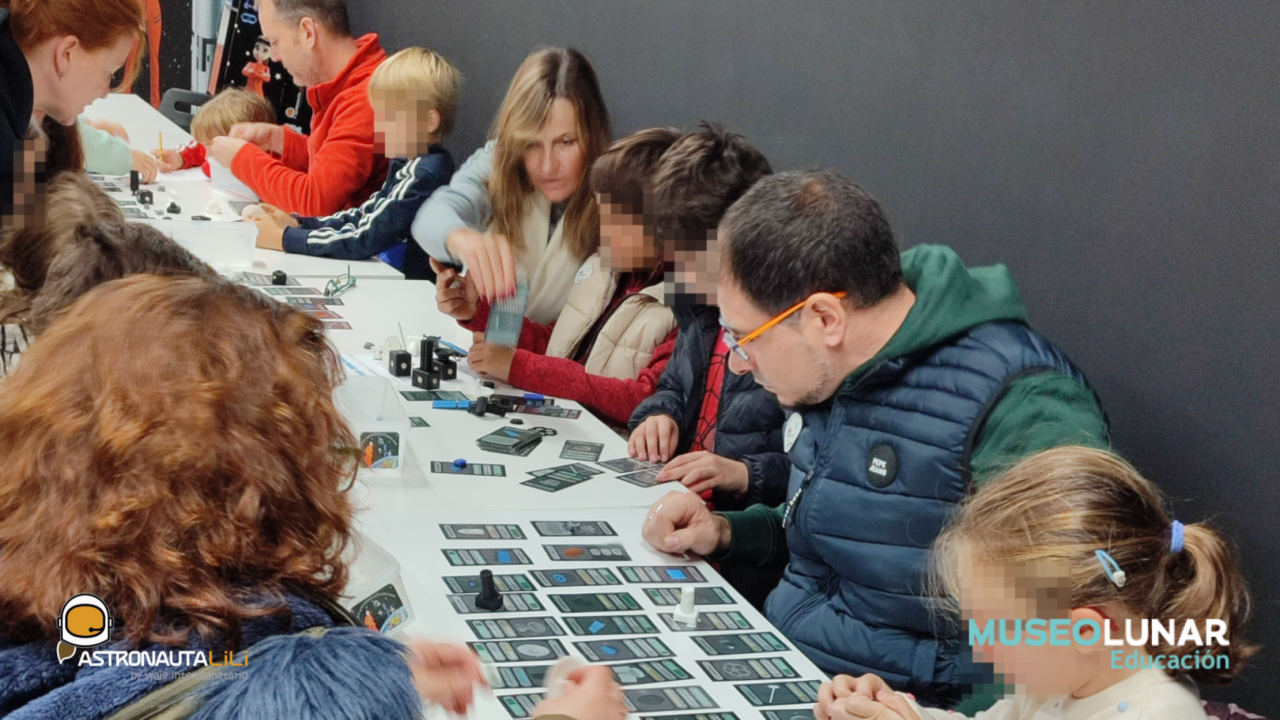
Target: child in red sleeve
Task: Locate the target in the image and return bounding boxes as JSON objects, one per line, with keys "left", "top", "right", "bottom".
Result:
{"left": 432, "top": 129, "right": 682, "bottom": 428}
{"left": 153, "top": 89, "right": 275, "bottom": 178}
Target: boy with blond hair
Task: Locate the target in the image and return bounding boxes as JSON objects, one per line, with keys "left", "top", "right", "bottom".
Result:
{"left": 153, "top": 89, "right": 276, "bottom": 177}
{"left": 248, "top": 47, "right": 459, "bottom": 278}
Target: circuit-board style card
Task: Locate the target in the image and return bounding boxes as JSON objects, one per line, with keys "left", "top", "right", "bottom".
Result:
{"left": 735, "top": 680, "right": 822, "bottom": 707}
{"left": 528, "top": 463, "right": 603, "bottom": 477}
{"left": 573, "top": 637, "right": 674, "bottom": 662}
{"left": 609, "top": 659, "right": 692, "bottom": 686}
{"left": 619, "top": 566, "right": 705, "bottom": 583}
{"left": 623, "top": 687, "right": 718, "bottom": 713}
{"left": 514, "top": 404, "right": 581, "bottom": 419}
{"left": 659, "top": 611, "right": 753, "bottom": 633}
{"left": 762, "top": 709, "right": 814, "bottom": 720}
{"left": 548, "top": 592, "right": 640, "bottom": 613}
{"left": 430, "top": 461, "right": 507, "bottom": 476}
{"left": 597, "top": 457, "right": 662, "bottom": 473}
{"left": 469, "top": 639, "right": 568, "bottom": 664}
{"left": 448, "top": 592, "right": 543, "bottom": 614}
{"left": 489, "top": 664, "right": 551, "bottom": 690}
{"left": 442, "top": 548, "right": 531, "bottom": 566}
{"left": 468, "top": 616, "right": 565, "bottom": 640}
{"left": 497, "top": 692, "right": 547, "bottom": 719}
{"left": 440, "top": 523, "right": 526, "bottom": 540}
{"left": 646, "top": 586, "right": 735, "bottom": 606}
{"left": 645, "top": 707, "right": 747, "bottom": 712}
{"left": 544, "top": 544, "right": 631, "bottom": 561}
{"left": 560, "top": 440, "right": 604, "bottom": 462}
{"left": 692, "top": 632, "right": 792, "bottom": 656}
{"left": 617, "top": 468, "right": 660, "bottom": 488}
{"left": 521, "top": 472, "right": 591, "bottom": 493}
{"left": 698, "top": 657, "right": 799, "bottom": 682}
{"left": 531, "top": 568, "right": 621, "bottom": 588}
{"left": 531, "top": 520, "right": 617, "bottom": 537}
{"left": 563, "top": 614, "right": 659, "bottom": 636}
{"left": 444, "top": 573, "right": 533, "bottom": 594}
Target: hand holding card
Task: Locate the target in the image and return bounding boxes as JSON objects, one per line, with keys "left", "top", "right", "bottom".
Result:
{"left": 406, "top": 640, "right": 487, "bottom": 714}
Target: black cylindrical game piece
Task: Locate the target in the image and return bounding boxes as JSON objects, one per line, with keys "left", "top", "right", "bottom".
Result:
{"left": 475, "top": 569, "right": 504, "bottom": 611}
{"left": 419, "top": 336, "right": 438, "bottom": 371}
{"left": 130, "top": 170, "right": 140, "bottom": 193}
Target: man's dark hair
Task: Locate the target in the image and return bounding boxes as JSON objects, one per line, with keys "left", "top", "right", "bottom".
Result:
{"left": 270, "top": 0, "right": 352, "bottom": 36}
{"left": 652, "top": 123, "right": 771, "bottom": 249}
{"left": 719, "top": 169, "right": 902, "bottom": 315}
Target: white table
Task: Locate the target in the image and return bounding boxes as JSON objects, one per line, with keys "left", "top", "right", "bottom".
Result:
{"left": 252, "top": 248, "right": 404, "bottom": 279}
{"left": 357, "top": 508, "right": 829, "bottom": 720}
{"left": 322, "top": 280, "right": 675, "bottom": 511}
{"left": 90, "top": 94, "right": 828, "bottom": 717}
{"left": 86, "top": 93, "right": 193, "bottom": 149}
{"left": 86, "top": 94, "right": 403, "bottom": 280}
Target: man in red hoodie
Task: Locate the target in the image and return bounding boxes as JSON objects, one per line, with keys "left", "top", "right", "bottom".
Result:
{"left": 209, "top": 0, "right": 388, "bottom": 216}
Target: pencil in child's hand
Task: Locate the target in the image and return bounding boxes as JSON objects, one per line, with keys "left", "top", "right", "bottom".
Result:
{"left": 158, "top": 132, "right": 164, "bottom": 156}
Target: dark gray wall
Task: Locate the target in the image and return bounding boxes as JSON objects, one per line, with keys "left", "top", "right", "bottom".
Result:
{"left": 350, "top": 0, "right": 1280, "bottom": 711}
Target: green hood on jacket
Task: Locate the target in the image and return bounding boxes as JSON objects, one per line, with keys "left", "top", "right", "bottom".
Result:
{"left": 846, "top": 244, "right": 1029, "bottom": 384}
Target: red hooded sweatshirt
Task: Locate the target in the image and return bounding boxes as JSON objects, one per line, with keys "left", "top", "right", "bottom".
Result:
{"left": 231, "top": 34, "right": 389, "bottom": 215}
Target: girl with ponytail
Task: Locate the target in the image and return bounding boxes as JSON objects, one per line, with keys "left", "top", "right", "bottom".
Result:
{"left": 814, "top": 446, "right": 1256, "bottom": 720}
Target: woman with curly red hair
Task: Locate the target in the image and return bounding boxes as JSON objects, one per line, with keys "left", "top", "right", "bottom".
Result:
{"left": 0, "top": 275, "right": 425, "bottom": 720}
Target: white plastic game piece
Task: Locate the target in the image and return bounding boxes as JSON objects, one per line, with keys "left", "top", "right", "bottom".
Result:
{"left": 380, "top": 335, "right": 402, "bottom": 362}
{"left": 481, "top": 661, "right": 501, "bottom": 688}
{"left": 543, "top": 656, "right": 585, "bottom": 699}
{"left": 205, "top": 200, "right": 222, "bottom": 216}
{"left": 241, "top": 203, "right": 266, "bottom": 220}
{"left": 672, "top": 586, "right": 699, "bottom": 628}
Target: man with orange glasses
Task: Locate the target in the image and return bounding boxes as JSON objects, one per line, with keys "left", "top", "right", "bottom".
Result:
{"left": 641, "top": 169, "right": 1109, "bottom": 709}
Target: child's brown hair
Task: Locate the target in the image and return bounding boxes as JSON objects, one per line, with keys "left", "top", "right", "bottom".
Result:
{"left": 0, "top": 172, "right": 124, "bottom": 330}
{"left": 190, "top": 88, "right": 276, "bottom": 145}
{"left": 590, "top": 127, "right": 681, "bottom": 237}
{"left": 934, "top": 446, "right": 1256, "bottom": 684}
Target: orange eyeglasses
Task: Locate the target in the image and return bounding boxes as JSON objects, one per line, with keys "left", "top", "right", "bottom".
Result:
{"left": 719, "top": 292, "right": 848, "bottom": 361}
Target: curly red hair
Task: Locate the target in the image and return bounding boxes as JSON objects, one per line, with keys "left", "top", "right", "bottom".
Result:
{"left": 0, "top": 275, "right": 358, "bottom": 649}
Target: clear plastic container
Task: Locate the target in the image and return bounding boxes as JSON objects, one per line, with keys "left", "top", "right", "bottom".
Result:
{"left": 334, "top": 376, "right": 412, "bottom": 479}
{"left": 342, "top": 532, "right": 414, "bottom": 635}
{"left": 144, "top": 219, "right": 256, "bottom": 271}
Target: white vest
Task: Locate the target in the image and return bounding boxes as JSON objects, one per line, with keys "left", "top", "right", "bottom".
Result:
{"left": 544, "top": 254, "right": 676, "bottom": 380}
{"left": 504, "top": 194, "right": 581, "bottom": 326}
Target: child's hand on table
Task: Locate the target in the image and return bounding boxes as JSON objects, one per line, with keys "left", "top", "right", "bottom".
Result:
{"left": 151, "top": 148, "right": 184, "bottom": 172}
{"left": 656, "top": 451, "right": 749, "bottom": 495}
{"left": 629, "top": 414, "right": 679, "bottom": 463}
{"left": 250, "top": 213, "right": 286, "bottom": 251}
{"left": 259, "top": 203, "right": 298, "bottom": 228}
{"left": 816, "top": 675, "right": 921, "bottom": 720}
{"left": 130, "top": 150, "right": 159, "bottom": 182}
{"left": 467, "top": 332, "right": 516, "bottom": 382}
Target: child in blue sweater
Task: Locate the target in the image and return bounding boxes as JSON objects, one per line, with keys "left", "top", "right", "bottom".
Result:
{"left": 249, "top": 48, "right": 460, "bottom": 279}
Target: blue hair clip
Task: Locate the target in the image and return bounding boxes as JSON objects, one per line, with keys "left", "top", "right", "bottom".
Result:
{"left": 1095, "top": 549, "right": 1126, "bottom": 588}
{"left": 1170, "top": 520, "right": 1185, "bottom": 553}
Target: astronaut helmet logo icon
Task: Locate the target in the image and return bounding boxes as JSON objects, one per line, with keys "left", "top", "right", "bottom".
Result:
{"left": 55, "top": 594, "right": 113, "bottom": 663}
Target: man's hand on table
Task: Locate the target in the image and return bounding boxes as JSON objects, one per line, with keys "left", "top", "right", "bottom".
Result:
{"left": 642, "top": 490, "right": 731, "bottom": 557}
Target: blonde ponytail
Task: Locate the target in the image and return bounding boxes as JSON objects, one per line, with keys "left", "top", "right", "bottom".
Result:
{"left": 1151, "top": 522, "right": 1256, "bottom": 683}
{"left": 933, "top": 446, "right": 1256, "bottom": 684}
